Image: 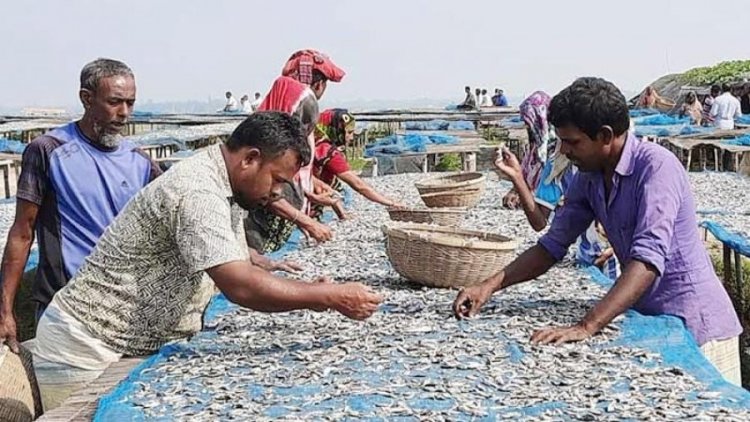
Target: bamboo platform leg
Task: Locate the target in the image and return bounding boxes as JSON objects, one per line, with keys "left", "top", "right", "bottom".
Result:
{"left": 735, "top": 251, "right": 744, "bottom": 311}
{"left": 700, "top": 147, "right": 706, "bottom": 171}
{"left": 3, "top": 166, "right": 9, "bottom": 199}
{"left": 724, "top": 244, "right": 732, "bottom": 287}
{"left": 714, "top": 148, "right": 719, "bottom": 172}
{"left": 686, "top": 149, "right": 693, "bottom": 171}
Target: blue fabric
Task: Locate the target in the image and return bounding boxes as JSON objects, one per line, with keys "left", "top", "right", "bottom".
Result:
{"left": 633, "top": 114, "right": 690, "bottom": 126}
{"left": 724, "top": 134, "right": 750, "bottom": 146}
{"left": 364, "top": 133, "right": 458, "bottom": 157}
{"left": 46, "top": 123, "right": 153, "bottom": 279}
{"left": 0, "top": 138, "right": 27, "bottom": 154}
{"left": 737, "top": 114, "right": 750, "bottom": 125}
{"left": 493, "top": 95, "right": 508, "bottom": 106}
{"left": 700, "top": 220, "right": 750, "bottom": 257}
{"left": 404, "top": 120, "right": 475, "bottom": 131}
{"left": 629, "top": 108, "right": 661, "bottom": 117}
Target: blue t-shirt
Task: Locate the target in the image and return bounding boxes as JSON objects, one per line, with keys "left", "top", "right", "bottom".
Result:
{"left": 493, "top": 94, "right": 509, "bottom": 107}
{"left": 17, "top": 122, "right": 161, "bottom": 307}
{"left": 533, "top": 159, "right": 620, "bottom": 279}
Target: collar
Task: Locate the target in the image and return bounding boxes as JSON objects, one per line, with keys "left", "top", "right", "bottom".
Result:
{"left": 613, "top": 132, "right": 639, "bottom": 177}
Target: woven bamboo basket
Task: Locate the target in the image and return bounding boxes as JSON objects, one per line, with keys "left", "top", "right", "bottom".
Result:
{"left": 387, "top": 207, "right": 467, "bottom": 226}
{"left": 0, "top": 345, "right": 43, "bottom": 422}
{"left": 420, "top": 189, "right": 483, "bottom": 208}
{"left": 415, "top": 172, "right": 486, "bottom": 196}
{"left": 382, "top": 222, "right": 518, "bottom": 288}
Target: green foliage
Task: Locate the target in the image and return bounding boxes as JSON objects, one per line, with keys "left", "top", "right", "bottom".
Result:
{"left": 435, "top": 153, "right": 462, "bottom": 171}
{"left": 680, "top": 60, "right": 750, "bottom": 85}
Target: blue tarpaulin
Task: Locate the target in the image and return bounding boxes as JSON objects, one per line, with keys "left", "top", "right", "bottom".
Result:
{"left": 738, "top": 114, "right": 750, "bottom": 125}
{"left": 364, "top": 133, "right": 457, "bottom": 157}
{"left": 404, "top": 120, "right": 474, "bottom": 131}
{"left": 0, "top": 138, "right": 26, "bottom": 154}
{"left": 724, "top": 134, "right": 750, "bottom": 147}
{"left": 700, "top": 220, "right": 750, "bottom": 257}
{"left": 629, "top": 108, "right": 661, "bottom": 118}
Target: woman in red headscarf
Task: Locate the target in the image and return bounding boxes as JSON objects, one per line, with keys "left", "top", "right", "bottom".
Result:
{"left": 245, "top": 50, "right": 348, "bottom": 253}
{"left": 311, "top": 109, "right": 404, "bottom": 219}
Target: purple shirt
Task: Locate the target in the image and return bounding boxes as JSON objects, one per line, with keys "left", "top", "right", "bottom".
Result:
{"left": 539, "top": 133, "right": 742, "bottom": 345}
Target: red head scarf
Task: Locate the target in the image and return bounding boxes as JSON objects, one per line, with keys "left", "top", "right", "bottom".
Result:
{"left": 281, "top": 49, "right": 345, "bottom": 85}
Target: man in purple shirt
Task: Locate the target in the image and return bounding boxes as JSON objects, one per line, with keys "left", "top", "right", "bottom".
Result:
{"left": 454, "top": 77, "right": 742, "bottom": 385}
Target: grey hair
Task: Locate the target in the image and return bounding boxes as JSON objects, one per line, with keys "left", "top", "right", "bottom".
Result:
{"left": 80, "top": 58, "right": 134, "bottom": 92}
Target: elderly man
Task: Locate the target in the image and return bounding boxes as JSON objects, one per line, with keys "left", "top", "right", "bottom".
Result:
{"left": 31, "top": 112, "right": 382, "bottom": 410}
{"left": 0, "top": 58, "right": 162, "bottom": 353}
{"left": 454, "top": 77, "right": 742, "bottom": 385}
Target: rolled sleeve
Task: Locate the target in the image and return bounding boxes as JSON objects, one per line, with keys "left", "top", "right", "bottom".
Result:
{"left": 17, "top": 138, "right": 55, "bottom": 205}
{"left": 538, "top": 174, "right": 594, "bottom": 261}
{"left": 629, "top": 160, "right": 681, "bottom": 275}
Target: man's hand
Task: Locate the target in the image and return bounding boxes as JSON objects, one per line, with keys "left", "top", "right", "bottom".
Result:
{"left": 494, "top": 147, "right": 522, "bottom": 181}
{"left": 530, "top": 323, "right": 594, "bottom": 345}
{"left": 594, "top": 248, "right": 615, "bottom": 269}
{"left": 452, "top": 282, "right": 495, "bottom": 319}
{"left": 0, "top": 312, "right": 20, "bottom": 353}
{"left": 331, "top": 283, "right": 383, "bottom": 320}
{"left": 502, "top": 189, "right": 520, "bottom": 210}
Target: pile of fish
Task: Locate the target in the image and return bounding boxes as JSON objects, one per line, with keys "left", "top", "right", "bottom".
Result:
{"left": 115, "top": 173, "right": 750, "bottom": 421}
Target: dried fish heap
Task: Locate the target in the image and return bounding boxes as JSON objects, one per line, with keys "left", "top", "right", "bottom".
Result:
{"left": 96, "top": 173, "right": 750, "bottom": 421}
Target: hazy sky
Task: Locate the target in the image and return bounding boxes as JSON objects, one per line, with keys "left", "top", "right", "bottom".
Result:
{"left": 1, "top": 0, "right": 748, "bottom": 110}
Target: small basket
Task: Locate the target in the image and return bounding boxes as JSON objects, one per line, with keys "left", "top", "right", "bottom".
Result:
{"left": 382, "top": 222, "right": 518, "bottom": 288}
{"left": 387, "top": 207, "right": 467, "bottom": 226}
{"left": 415, "top": 172, "right": 486, "bottom": 196}
{"left": 0, "top": 345, "right": 43, "bottom": 422}
{"left": 420, "top": 189, "right": 483, "bottom": 208}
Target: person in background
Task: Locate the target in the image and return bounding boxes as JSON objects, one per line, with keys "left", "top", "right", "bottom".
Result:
{"left": 240, "top": 94, "right": 253, "bottom": 113}
{"left": 475, "top": 88, "right": 482, "bottom": 109}
{"left": 702, "top": 85, "right": 721, "bottom": 127}
{"left": 680, "top": 92, "right": 703, "bottom": 125}
{"left": 0, "top": 58, "right": 162, "bottom": 354}
{"left": 638, "top": 86, "right": 660, "bottom": 109}
{"left": 480, "top": 89, "right": 493, "bottom": 107}
{"left": 710, "top": 83, "right": 742, "bottom": 130}
{"left": 312, "top": 109, "right": 405, "bottom": 219}
{"left": 245, "top": 49, "right": 345, "bottom": 254}
{"left": 457, "top": 86, "right": 477, "bottom": 110}
{"left": 493, "top": 89, "right": 509, "bottom": 107}
{"left": 223, "top": 91, "right": 239, "bottom": 112}
{"left": 454, "top": 77, "right": 742, "bottom": 386}
{"left": 501, "top": 91, "right": 552, "bottom": 209}
{"left": 251, "top": 92, "right": 263, "bottom": 112}
{"left": 740, "top": 83, "right": 750, "bottom": 115}
{"left": 30, "top": 112, "right": 383, "bottom": 410}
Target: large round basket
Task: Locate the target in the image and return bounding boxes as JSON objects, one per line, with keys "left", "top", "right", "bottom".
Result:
{"left": 387, "top": 207, "right": 467, "bottom": 226}
{"left": 415, "top": 172, "right": 486, "bottom": 196}
{"left": 382, "top": 223, "right": 518, "bottom": 288}
{"left": 0, "top": 345, "right": 43, "bottom": 422}
{"left": 420, "top": 189, "right": 483, "bottom": 208}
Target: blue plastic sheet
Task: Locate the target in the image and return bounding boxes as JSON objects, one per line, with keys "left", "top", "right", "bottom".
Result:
{"left": 0, "top": 138, "right": 26, "bottom": 154}
{"left": 700, "top": 220, "right": 750, "bottom": 257}
{"left": 738, "top": 114, "right": 750, "bottom": 125}
{"left": 404, "top": 120, "right": 474, "bottom": 131}
{"left": 629, "top": 108, "right": 661, "bottom": 118}
{"left": 724, "top": 134, "right": 750, "bottom": 146}
{"left": 633, "top": 114, "right": 690, "bottom": 126}
{"left": 364, "top": 133, "right": 458, "bottom": 157}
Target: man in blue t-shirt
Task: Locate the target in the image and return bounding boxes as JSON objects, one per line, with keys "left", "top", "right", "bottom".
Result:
{"left": 492, "top": 89, "right": 509, "bottom": 107}
{"left": 0, "top": 58, "right": 162, "bottom": 352}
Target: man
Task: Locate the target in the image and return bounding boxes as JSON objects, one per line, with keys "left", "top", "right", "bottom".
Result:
{"left": 0, "top": 58, "right": 162, "bottom": 353}
{"left": 710, "top": 83, "right": 742, "bottom": 130}
{"left": 493, "top": 89, "right": 509, "bottom": 107}
{"left": 480, "top": 89, "right": 492, "bottom": 107}
{"left": 250, "top": 92, "right": 263, "bottom": 112}
{"left": 31, "top": 112, "right": 383, "bottom": 410}
{"left": 740, "top": 82, "right": 750, "bottom": 115}
{"left": 240, "top": 94, "right": 253, "bottom": 113}
{"left": 245, "top": 49, "right": 346, "bottom": 253}
{"left": 223, "top": 91, "right": 239, "bottom": 112}
{"left": 454, "top": 77, "right": 742, "bottom": 385}
{"left": 457, "top": 86, "right": 477, "bottom": 110}
{"left": 701, "top": 84, "right": 720, "bottom": 126}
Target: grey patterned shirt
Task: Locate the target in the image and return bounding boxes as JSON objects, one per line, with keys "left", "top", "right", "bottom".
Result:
{"left": 55, "top": 144, "right": 248, "bottom": 356}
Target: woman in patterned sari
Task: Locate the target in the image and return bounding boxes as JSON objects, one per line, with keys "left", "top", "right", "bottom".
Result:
{"left": 311, "top": 109, "right": 404, "bottom": 219}
{"left": 501, "top": 91, "right": 553, "bottom": 209}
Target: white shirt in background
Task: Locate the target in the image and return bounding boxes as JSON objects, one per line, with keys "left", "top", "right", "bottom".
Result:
{"left": 241, "top": 101, "right": 253, "bottom": 113}
{"left": 710, "top": 93, "right": 742, "bottom": 130}
{"left": 250, "top": 97, "right": 263, "bottom": 112}
{"left": 225, "top": 96, "right": 239, "bottom": 112}
{"left": 480, "top": 94, "right": 493, "bottom": 107}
